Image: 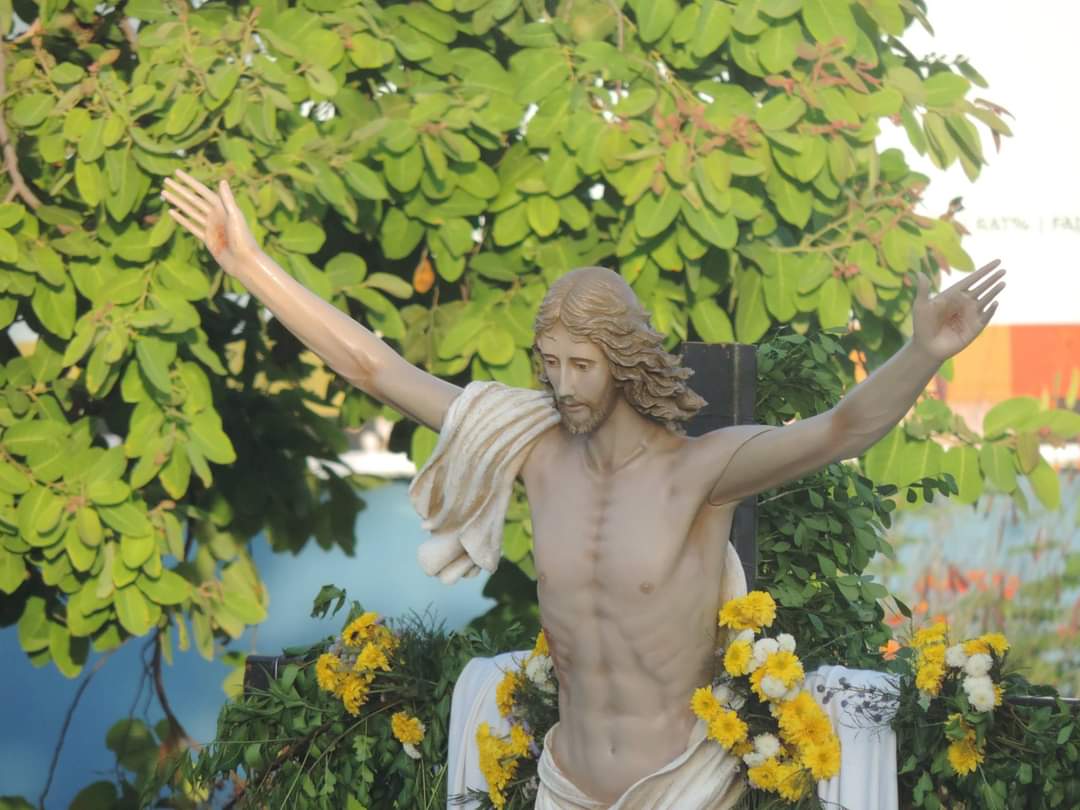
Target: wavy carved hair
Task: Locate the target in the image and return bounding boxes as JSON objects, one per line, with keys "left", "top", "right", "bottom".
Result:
{"left": 533, "top": 266, "right": 706, "bottom": 432}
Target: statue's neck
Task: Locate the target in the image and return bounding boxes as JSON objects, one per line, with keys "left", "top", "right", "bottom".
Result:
{"left": 579, "top": 399, "right": 663, "bottom": 474}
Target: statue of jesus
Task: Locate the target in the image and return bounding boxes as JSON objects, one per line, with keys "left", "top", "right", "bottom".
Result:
{"left": 163, "top": 169, "right": 1005, "bottom": 808}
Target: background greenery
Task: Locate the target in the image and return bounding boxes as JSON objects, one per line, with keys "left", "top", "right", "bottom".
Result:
{"left": 1, "top": 0, "right": 1078, "bottom": 806}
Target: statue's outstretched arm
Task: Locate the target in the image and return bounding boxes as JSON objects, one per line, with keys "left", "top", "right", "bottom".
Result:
{"left": 685, "top": 259, "right": 1006, "bottom": 506}
{"left": 162, "top": 170, "right": 461, "bottom": 432}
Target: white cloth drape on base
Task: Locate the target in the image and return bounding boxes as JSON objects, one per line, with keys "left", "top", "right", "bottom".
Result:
{"left": 446, "top": 657, "right": 899, "bottom": 810}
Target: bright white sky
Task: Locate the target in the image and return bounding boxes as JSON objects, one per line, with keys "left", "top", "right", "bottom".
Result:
{"left": 879, "top": 1, "right": 1080, "bottom": 325}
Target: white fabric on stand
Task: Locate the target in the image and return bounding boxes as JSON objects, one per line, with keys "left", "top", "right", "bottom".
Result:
{"left": 803, "top": 665, "right": 901, "bottom": 810}
{"left": 448, "top": 659, "right": 900, "bottom": 810}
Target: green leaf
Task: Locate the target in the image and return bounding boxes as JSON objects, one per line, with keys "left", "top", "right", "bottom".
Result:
{"left": 12, "top": 94, "right": 53, "bottom": 127}
{"left": 690, "top": 299, "right": 735, "bottom": 343}
{"left": 477, "top": 327, "right": 515, "bottom": 365}
{"left": 734, "top": 268, "right": 769, "bottom": 343}
{"left": 121, "top": 532, "right": 155, "bottom": 569}
{"left": 634, "top": 187, "right": 680, "bottom": 238}
{"left": 18, "top": 595, "right": 50, "bottom": 652}
{"left": 31, "top": 277, "right": 76, "bottom": 339}
{"left": 136, "top": 336, "right": 174, "bottom": 394}
{"left": 136, "top": 570, "right": 191, "bottom": 605}
{"left": 979, "top": 443, "right": 1017, "bottom": 493}
{"left": 98, "top": 502, "right": 152, "bottom": 535}
{"left": 0, "top": 547, "right": 28, "bottom": 594}
{"left": 816, "top": 276, "right": 851, "bottom": 330}
{"left": 758, "top": 20, "right": 803, "bottom": 74}
{"left": 343, "top": 162, "right": 390, "bottom": 200}
{"left": 526, "top": 195, "right": 560, "bottom": 237}
{"left": 631, "top": 0, "right": 677, "bottom": 42}
{"left": 115, "top": 584, "right": 157, "bottom": 636}
{"left": 279, "top": 222, "right": 326, "bottom": 254}
{"left": 924, "top": 71, "right": 970, "bottom": 107}
{"left": 189, "top": 410, "right": 237, "bottom": 465}
{"left": 364, "top": 273, "right": 413, "bottom": 299}
{"left": 757, "top": 95, "right": 806, "bottom": 131}
{"left": 692, "top": 0, "right": 733, "bottom": 57}
{"left": 983, "top": 396, "right": 1039, "bottom": 437}
{"left": 613, "top": 87, "right": 659, "bottom": 118}
{"left": 802, "top": 0, "right": 857, "bottom": 53}
{"left": 1026, "top": 458, "right": 1061, "bottom": 510}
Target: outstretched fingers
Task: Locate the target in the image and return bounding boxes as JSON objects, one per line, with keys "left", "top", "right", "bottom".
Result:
{"left": 959, "top": 258, "right": 1002, "bottom": 290}
{"left": 969, "top": 267, "right": 1006, "bottom": 299}
{"left": 167, "top": 207, "right": 206, "bottom": 243}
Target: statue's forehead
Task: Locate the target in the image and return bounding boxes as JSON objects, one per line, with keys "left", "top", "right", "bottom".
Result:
{"left": 536, "top": 324, "right": 601, "bottom": 356}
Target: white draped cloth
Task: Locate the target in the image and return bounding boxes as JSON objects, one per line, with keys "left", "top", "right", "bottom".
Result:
{"left": 447, "top": 658, "right": 899, "bottom": 810}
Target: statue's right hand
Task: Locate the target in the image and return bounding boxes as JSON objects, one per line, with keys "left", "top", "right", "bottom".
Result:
{"left": 162, "top": 169, "right": 259, "bottom": 277}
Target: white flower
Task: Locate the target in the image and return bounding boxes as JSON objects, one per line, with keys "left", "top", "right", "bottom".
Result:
{"left": 783, "top": 684, "right": 801, "bottom": 702}
{"left": 743, "top": 751, "right": 767, "bottom": 768}
{"left": 968, "top": 682, "right": 996, "bottom": 713}
{"left": 525, "top": 655, "right": 557, "bottom": 693}
{"left": 750, "top": 638, "right": 779, "bottom": 671}
{"left": 963, "top": 674, "right": 993, "bottom": 696}
{"left": 945, "top": 644, "right": 968, "bottom": 669}
{"left": 761, "top": 675, "right": 787, "bottom": 700}
{"left": 964, "top": 653, "right": 992, "bottom": 678}
{"left": 403, "top": 743, "right": 422, "bottom": 760}
{"left": 713, "top": 684, "right": 735, "bottom": 707}
{"left": 753, "top": 733, "right": 781, "bottom": 759}
{"left": 776, "top": 634, "right": 796, "bottom": 653}
{"left": 736, "top": 630, "right": 755, "bottom": 645}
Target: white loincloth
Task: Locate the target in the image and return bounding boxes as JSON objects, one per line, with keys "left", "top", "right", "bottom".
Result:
{"left": 408, "top": 381, "right": 560, "bottom": 584}
{"left": 535, "top": 721, "right": 744, "bottom": 810}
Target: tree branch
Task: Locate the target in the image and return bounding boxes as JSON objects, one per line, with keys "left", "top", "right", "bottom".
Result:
{"left": 38, "top": 651, "right": 115, "bottom": 810}
{"left": 0, "top": 39, "right": 43, "bottom": 209}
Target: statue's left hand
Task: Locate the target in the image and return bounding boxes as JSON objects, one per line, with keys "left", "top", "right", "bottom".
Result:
{"left": 912, "top": 259, "right": 1006, "bottom": 362}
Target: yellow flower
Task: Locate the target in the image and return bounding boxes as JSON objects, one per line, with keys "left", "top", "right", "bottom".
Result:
{"left": 777, "top": 693, "right": 832, "bottom": 748}
{"left": 315, "top": 653, "right": 342, "bottom": 694}
{"left": 762, "top": 651, "right": 805, "bottom": 688}
{"left": 476, "top": 722, "right": 532, "bottom": 809}
{"left": 691, "top": 686, "right": 721, "bottom": 722}
{"left": 706, "top": 708, "right": 748, "bottom": 750}
{"left": 964, "top": 632, "right": 1010, "bottom": 658}
{"left": 531, "top": 630, "right": 549, "bottom": 659}
{"left": 915, "top": 644, "right": 946, "bottom": 695}
{"left": 802, "top": 738, "right": 841, "bottom": 780}
{"left": 732, "top": 740, "right": 754, "bottom": 758}
{"left": 718, "top": 590, "right": 777, "bottom": 632}
{"left": 356, "top": 642, "right": 391, "bottom": 672}
{"left": 391, "top": 711, "right": 426, "bottom": 745}
{"left": 508, "top": 723, "right": 532, "bottom": 757}
{"left": 340, "top": 673, "right": 371, "bottom": 716}
{"left": 947, "top": 738, "right": 984, "bottom": 776}
{"left": 747, "top": 757, "right": 782, "bottom": 791}
{"left": 910, "top": 621, "right": 948, "bottom": 650}
{"left": 724, "top": 639, "right": 753, "bottom": 677}
{"left": 775, "top": 760, "right": 810, "bottom": 801}
{"left": 994, "top": 683, "right": 1003, "bottom": 707}
{"left": 342, "top": 612, "right": 380, "bottom": 647}
{"left": 495, "top": 670, "right": 522, "bottom": 718}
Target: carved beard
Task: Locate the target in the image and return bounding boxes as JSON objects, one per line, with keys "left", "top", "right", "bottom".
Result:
{"left": 559, "top": 391, "right": 617, "bottom": 435}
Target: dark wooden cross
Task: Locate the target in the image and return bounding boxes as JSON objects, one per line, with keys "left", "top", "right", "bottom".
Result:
{"left": 682, "top": 342, "right": 759, "bottom": 590}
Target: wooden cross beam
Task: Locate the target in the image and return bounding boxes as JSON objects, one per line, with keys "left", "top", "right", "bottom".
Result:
{"left": 682, "top": 342, "right": 759, "bottom": 590}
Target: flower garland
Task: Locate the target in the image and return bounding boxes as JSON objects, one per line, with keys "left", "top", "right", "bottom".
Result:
{"left": 475, "top": 629, "right": 555, "bottom": 808}
{"left": 691, "top": 590, "right": 842, "bottom": 804}
{"left": 314, "top": 610, "right": 428, "bottom": 760}
{"left": 907, "top": 620, "right": 1009, "bottom": 776}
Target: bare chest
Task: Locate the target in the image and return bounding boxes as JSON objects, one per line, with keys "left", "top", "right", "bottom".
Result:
{"left": 527, "top": 457, "right": 702, "bottom": 597}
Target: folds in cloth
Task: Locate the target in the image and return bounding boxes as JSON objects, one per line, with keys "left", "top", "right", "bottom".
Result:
{"left": 408, "top": 381, "right": 561, "bottom": 584}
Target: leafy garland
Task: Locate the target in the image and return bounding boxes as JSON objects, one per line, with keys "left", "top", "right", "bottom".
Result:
{"left": 167, "top": 588, "right": 1078, "bottom": 809}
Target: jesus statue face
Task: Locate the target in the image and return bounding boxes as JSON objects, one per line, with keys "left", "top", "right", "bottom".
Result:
{"left": 536, "top": 322, "right": 621, "bottom": 435}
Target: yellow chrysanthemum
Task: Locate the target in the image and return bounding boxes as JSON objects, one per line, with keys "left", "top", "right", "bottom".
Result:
{"left": 342, "top": 612, "right": 380, "bottom": 646}
{"left": 718, "top": 590, "right": 777, "bottom": 632}
{"left": 747, "top": 757, "right": 782, "bottom": 791}
{"left": 369, "top": 624, "right": 400, "bottom": 654}
{"left": 947, "top": 738, "right": 983, "bottom": 776}
{"left": 910, "top": 621, "right": 948, "bottom": 650}
{"left": 495, "top": 670, "right": 521, "bottom": 718}
{"left": 777, "top": 692, "right": 830, "bottom": 746}
{"left": 915, "top": 644, "right": 946, "bottom": 695}
{"left": 802, "top": 738, "right": 841, "bottom": 780}
{"left": 732, "top": 740, "right": 754, "bottom": 757}
{"left": 340, "top": 673, "right": 371, "bottom": 716}
{"left": 531, "top": 630, "right": 549, "bottom": 659}
{"left": 774, "top": 760, "right": 810, "bottom": 801}
{"left": 724, "top": 639, "right": 753, "bottom": 677}
{"left": 315, "top": 652, "right": 342, "bottom": 693}
{"left": 763, "top": 651, "right": 805, "bottom": 688}
{"left": 706, "top": 708, "right": 748, "bottom": 750}
{"left": 508, "top": 723, "right": 532, "bottom": 757}
{"left": 356, "top": 641, "right": 391, "bottom": 672}
{"left": 691, "top": 686, "right": 721, "bottom": 722}
{"left": 391, "top": 711, "right": 426, "bottom": 745}
{"left": 749, "top": 667, "right": 768, "bottom": 701}
{"left": 476, "top": 722, "right": 532, "bottom": 809}
{"left": 964, "top": 632, "right": 1010, "bottom": 658}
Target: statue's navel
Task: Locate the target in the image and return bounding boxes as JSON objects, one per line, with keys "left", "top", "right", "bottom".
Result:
{"left": 639, "top": 581, "right": 654, "bottom": 595}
